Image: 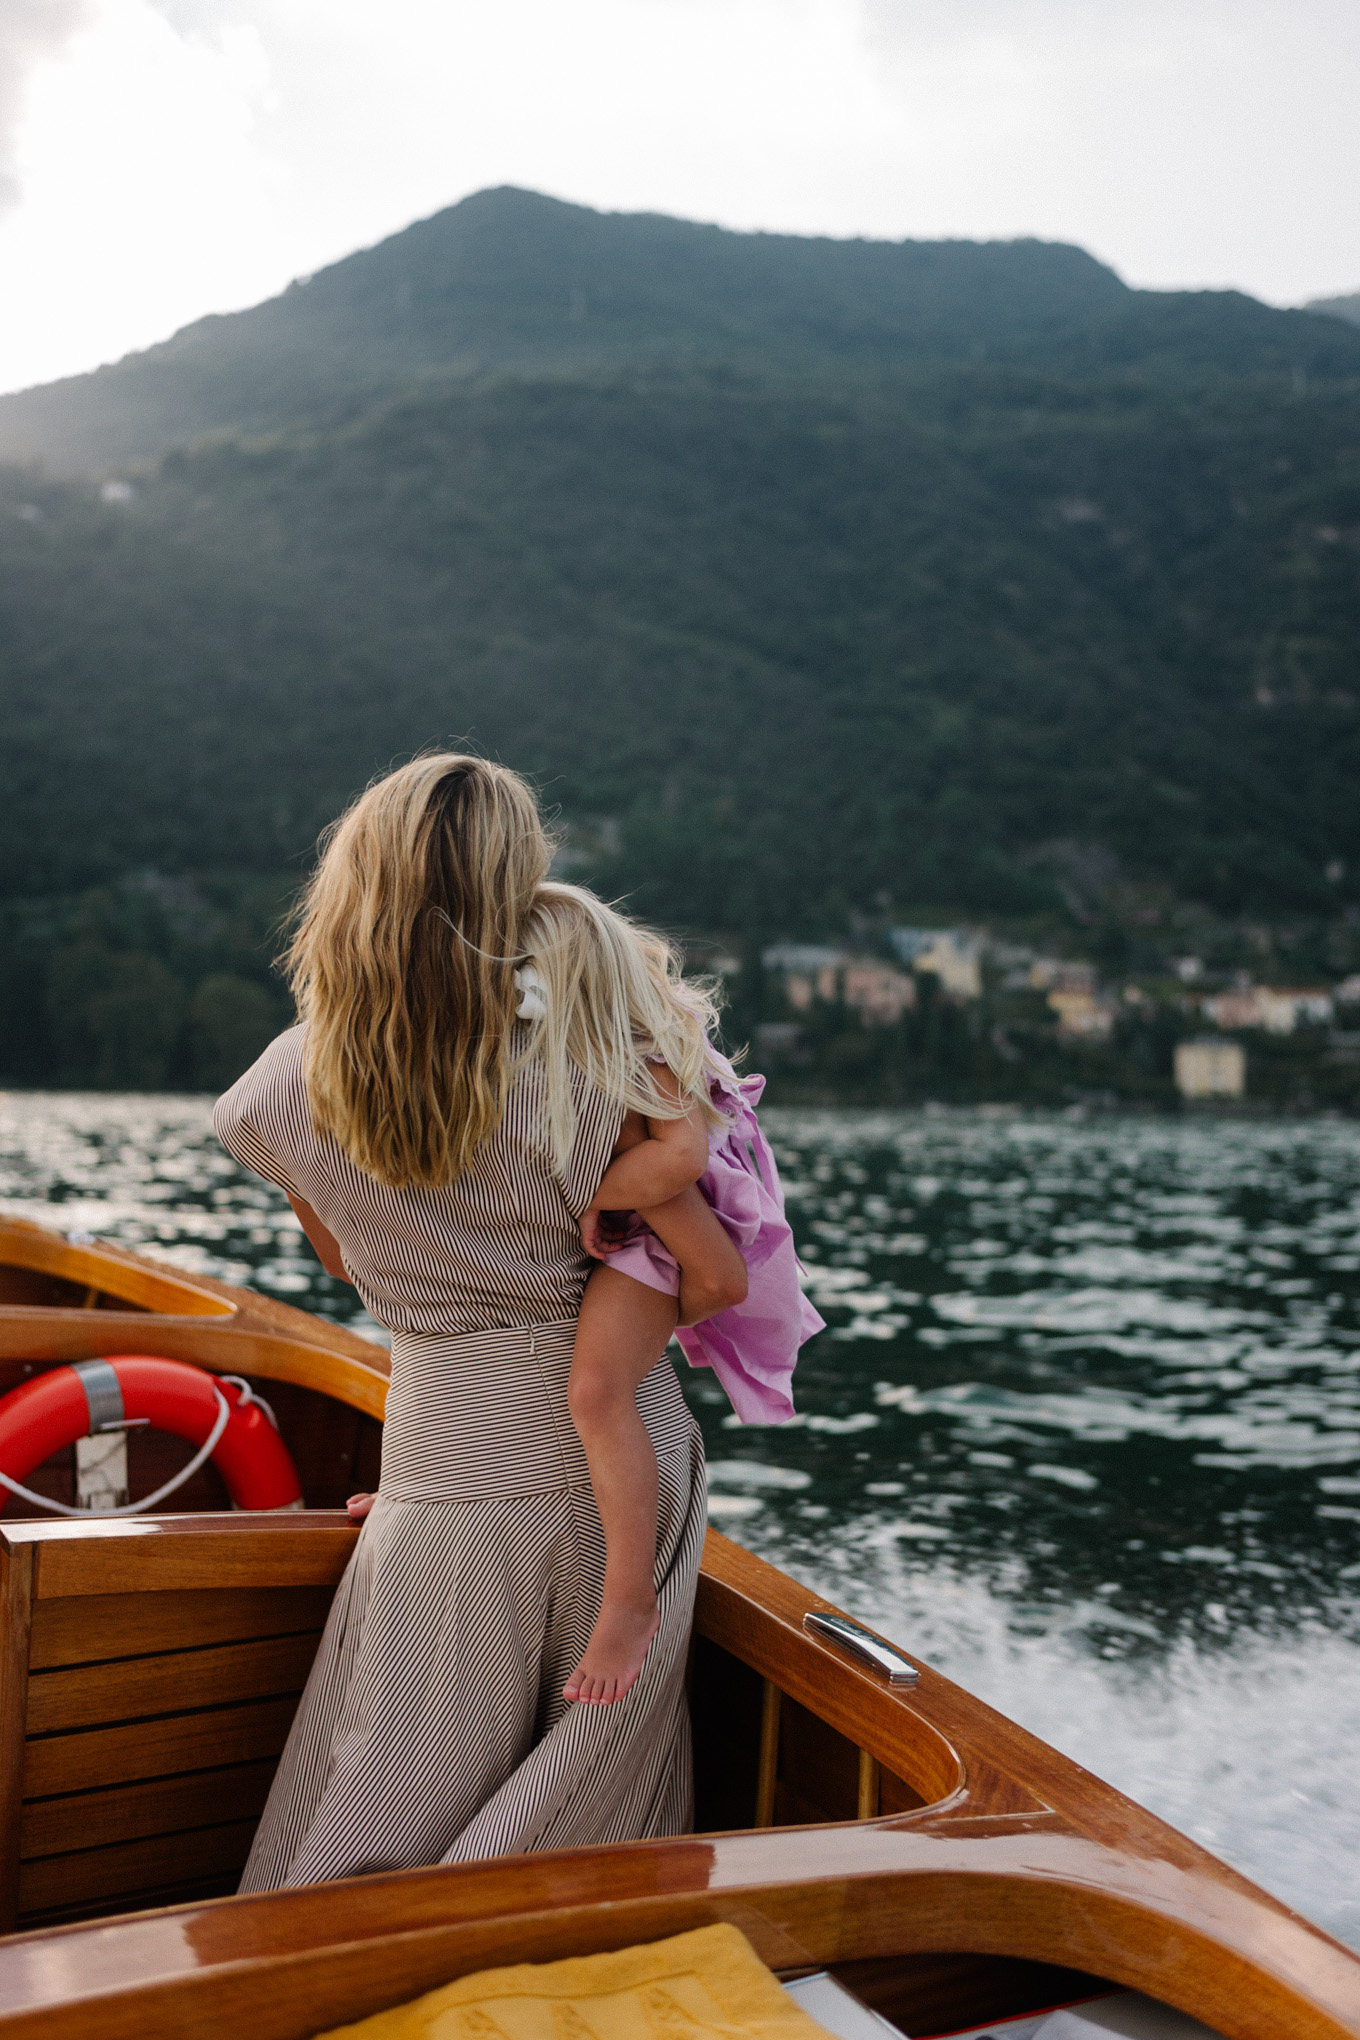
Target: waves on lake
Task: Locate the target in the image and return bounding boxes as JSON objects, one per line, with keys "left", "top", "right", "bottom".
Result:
{"left": 2, "top": 1089, "right": 1358, "bottom": 1945}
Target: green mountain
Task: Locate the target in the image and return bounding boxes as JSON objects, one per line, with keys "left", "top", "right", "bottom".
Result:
{"left": 1309, "top": 291, "right": 1360, "bottom": 329}
{"left": 2, "top": 186, "right": 1360, "bottom": 1087}
{"left": 0, "top": 187, "right": 1142, "bottom": 471}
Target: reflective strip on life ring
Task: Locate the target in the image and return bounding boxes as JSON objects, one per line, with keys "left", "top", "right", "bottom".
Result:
{"left": 0, "top": 1357, "right": 304, "bottom": 1513}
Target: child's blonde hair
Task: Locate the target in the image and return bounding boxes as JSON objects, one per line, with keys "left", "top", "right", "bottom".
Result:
{"left": 523, "top": 882, "right": 723, "bottom": 1170}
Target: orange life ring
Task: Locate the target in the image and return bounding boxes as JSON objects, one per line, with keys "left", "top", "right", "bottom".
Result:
{"left": 0, "top": 1357, "right": 304, "bottom": 1515}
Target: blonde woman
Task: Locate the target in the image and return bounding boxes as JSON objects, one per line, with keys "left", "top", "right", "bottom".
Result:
{"left": 213, "top": 755, "right": 712, "bottom": 1887}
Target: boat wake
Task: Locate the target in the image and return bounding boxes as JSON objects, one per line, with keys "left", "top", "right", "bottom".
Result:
{"left": 747, "top": 1525, "right": 1360, "bottom": 1954}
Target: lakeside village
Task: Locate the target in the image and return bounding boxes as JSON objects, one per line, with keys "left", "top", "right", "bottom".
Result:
{"left": 715, "top": 928, "right": 1360, "bottom": 1113}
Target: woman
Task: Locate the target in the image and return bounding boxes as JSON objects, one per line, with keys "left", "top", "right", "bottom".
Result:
{"left": 214, "top": 754, "right": 707, "bottom": 1887}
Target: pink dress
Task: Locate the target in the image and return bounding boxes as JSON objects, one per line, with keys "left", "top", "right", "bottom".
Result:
{"left": 603, "top": 1055, "right": 824, "bottom": 1424}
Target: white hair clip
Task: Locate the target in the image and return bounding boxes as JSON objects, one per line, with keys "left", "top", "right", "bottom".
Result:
{"left": 514, "top": 965, "right": 548, "bottom": 1021}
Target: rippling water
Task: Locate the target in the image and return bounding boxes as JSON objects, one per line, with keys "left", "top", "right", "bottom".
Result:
{"left": 2, "top": 1092, "right": 1358, "bottom": 1947}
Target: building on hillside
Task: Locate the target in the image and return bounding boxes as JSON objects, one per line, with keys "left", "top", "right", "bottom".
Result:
{"left": 887, "top": 927, "right": 982, "bottom": 999}
{"left": 1273, "top": 989, "right": 1334, "bottom": 1029}
{"left": 841, "top": 961, "right": 917, "bottom": 1024}
{"left": 1028, "top": 958, "right": 1095, "bottom": 995}
{"left": 1200, "top": 990, "right": 1261, "bottom": 1032}
{"left": 762, "top": 945, "right": 915, "bottom": 1025}
{"left": 1048, "top": 989, "right": 1116, "bottom": 1041}
{"left": 1199, "top": 986, "right": 1334, "bottom": 1035}
{"left": 763, "top": 945, "right": 845, "bottom": 1011}
{"left": 1175, "top": 1038, "right": 1246, "bottom": 1099}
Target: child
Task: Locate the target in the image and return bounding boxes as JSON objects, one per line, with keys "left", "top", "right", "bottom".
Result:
{"left": 561, "top": 1065, "right": 749, "bottom": 1707}
{"left": 349, "top": 884, "right": 823, "bottom": 1708}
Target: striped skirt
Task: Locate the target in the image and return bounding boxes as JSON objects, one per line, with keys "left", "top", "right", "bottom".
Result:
{"left": 239, "top": 1319, "right": 706, "bottom": 1891}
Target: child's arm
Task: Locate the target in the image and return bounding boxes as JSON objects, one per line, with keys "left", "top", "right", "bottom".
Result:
{"left": 585, "top": 1069, "right": 709, "bottom": 1221}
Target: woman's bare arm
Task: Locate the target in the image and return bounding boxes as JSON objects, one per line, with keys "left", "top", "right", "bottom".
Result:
{"left": 287, "top": 1193, "right": 351, "bottom": 1281}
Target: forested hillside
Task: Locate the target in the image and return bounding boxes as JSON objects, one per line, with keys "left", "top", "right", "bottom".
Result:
{"left": 2, "top": 187, "right": 1360, "bottom": 1087}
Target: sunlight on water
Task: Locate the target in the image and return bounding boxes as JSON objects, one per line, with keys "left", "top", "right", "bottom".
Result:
{"left": 2, "top": 1091, "right": 1359, "bottom": 1944}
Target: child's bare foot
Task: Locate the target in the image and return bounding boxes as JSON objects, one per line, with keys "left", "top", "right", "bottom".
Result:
{"left": 563, "top": 1596, "right": 661, "bottom": 1705}
{"left": 346, "top": 1491, "right": 376, "bottom": 1522}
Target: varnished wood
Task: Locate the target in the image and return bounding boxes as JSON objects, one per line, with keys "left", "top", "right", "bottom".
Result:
{"left": 5, "top": 1513, "right": 358, "bottom": 1600}
{"left": 0, "top": 1216, "right": 391, "bottom": 1422}
{"left": 754, "top": 1678, "right": 779, "bottom": 1828}
{"left": 23, "top": 1694, "right": 302, "bottom": 1799}
{"left": 18, "top": 1820, "right": 259, "bottom": 1917}
{"left": 0, "top": 1812, "right": 1355, "bottom": 2040}
{"left": 774, "top": 1695, "right": 862, "bottom": 1827}
{"left": 0, "top": 1225, "right": 234, "bottom": 1320}
{"left": 26, "top": 1632, "right": 322, "bottom": 1736}
{"left": 696, "top": 1536, "right": 967, "bottom": 1814}
{"left": 20, "top": 1761, "right": 278, "bottom": 1860}
{"left": 877, "top": 1766, "right": 926, "bottom": 1817}
{"left": 29, "top": 1585, "right": 334, "bottom": 1669}
{"left": 0, "top": 1543, "right": 34, "bottom": 1935}
{"left": 857, "top": 1749, "right": 879, "bottom": 1821}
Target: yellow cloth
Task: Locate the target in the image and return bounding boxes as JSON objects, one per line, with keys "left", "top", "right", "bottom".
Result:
{"left": 313, "top": 1924, "right": 837, "bottom": 2040}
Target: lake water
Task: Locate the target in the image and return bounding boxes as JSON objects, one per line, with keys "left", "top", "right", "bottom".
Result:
{"left": 3, "top": 1091, "right": 1359, "bottom": 1948}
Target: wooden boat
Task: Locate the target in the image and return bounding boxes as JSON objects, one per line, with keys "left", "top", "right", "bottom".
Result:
{"left": 0, "top": 1210, "right": 1358, "bottom": 2040}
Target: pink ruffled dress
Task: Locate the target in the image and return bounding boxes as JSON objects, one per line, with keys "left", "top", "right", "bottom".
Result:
{"left": 602, "top": 1054, "right": 824, "bottom": 1425}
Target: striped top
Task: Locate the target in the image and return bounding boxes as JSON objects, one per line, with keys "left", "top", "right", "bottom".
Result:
{"left": 213, "top": 1025, "right": 623, "bottom": 1337}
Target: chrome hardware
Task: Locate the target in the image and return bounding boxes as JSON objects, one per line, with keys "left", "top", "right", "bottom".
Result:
{"left": 73, "top": 1359, "right": 124, "bottom": 1437}
{"left": 802, "top": 1610, "right": 919, "bottom": 1685}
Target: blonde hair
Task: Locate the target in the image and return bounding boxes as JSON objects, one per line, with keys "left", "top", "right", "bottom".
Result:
{"left": 523, "top": 883, "right": 723, "bottom": 1169}
{"left": 286, "top": 754, "right": 550, "bottom": 1187}
{"left": 286, "top": 756, "right": 723, "bottom": 1188}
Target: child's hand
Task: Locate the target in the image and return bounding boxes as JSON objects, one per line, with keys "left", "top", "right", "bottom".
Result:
{"left": 580, "top": 1206, "right": 631, "bottom": 1260}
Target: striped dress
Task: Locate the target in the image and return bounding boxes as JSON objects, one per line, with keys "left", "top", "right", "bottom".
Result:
{"left": 213, "top": 1025, "right": 706, "bottom": 1890}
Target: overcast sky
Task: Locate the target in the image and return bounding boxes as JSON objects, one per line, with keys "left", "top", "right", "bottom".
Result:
{"left": 1, "top": 0, "right": 1357, "bottom": 396}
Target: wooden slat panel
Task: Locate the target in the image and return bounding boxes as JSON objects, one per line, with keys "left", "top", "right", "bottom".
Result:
{"left": 18, "top": 1820, "right": 257, "bottom": 1915}
{"left": 0, "top": 1539, "right": 34, "bottom": 1933}
{"left": 690, "top": 1634, "right": 765, "bottom": 1835}
{"left": 23, "top": 1695, "right": 300, "bottom": 1798}
{"left": 21, "top": 1761, "right": 277, "bottom": 1859}
{"left": 773, "top": 1694, "right": 860, "bottom": 1827}
{"left": 879, "top": 1767, "right": 927, "bottom": 1816}
{"left": 30, "top": 1585, "right": 335, "bottom": 1669}
{"left": 27, "top": 1633, "right": 322, "bottom": 1736}
{"left": 17, "top": 1869, "right": 243, "bottom": 1933}
{"left": 31, "top": 1519, "right": 358, "bottom": 1599}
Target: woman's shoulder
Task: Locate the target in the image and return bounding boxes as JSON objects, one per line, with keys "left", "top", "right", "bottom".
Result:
{"left": 212, "top": 1025, "right": 310, "bottom": 1156}
{"left": 224, "top": 1023, "right": 307, "bottom": 1100}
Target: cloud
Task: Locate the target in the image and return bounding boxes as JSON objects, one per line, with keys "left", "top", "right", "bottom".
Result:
{"left": 0, "top": 0, "right": 97, "bottom": 211}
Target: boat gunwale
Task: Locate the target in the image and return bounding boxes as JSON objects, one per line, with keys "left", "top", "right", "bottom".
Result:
{"left": 0, "top": 1216, "right": 390, "bottom": 1417}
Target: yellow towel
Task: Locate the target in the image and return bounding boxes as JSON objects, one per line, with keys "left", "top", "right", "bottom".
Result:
{"left": 312, "top": 1923, "right": 839, "bottom": 2040}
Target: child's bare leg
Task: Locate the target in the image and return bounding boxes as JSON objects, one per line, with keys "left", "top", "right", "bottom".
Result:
{"left": 639, "top": 1185, "right": 749, "bottom": 1325}
{"left": 565, "top": 1264, "right": 677, "bottom": 1706}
